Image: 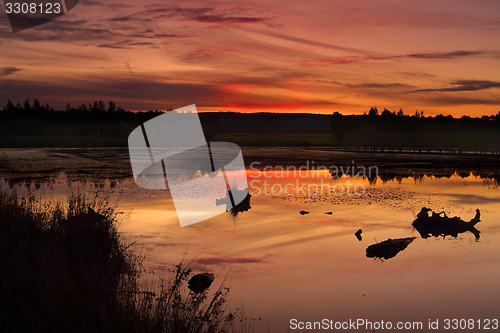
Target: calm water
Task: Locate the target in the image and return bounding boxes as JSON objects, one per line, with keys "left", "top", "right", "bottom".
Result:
{"left": 1, "top": 148, "right": 499, "bottom": 332}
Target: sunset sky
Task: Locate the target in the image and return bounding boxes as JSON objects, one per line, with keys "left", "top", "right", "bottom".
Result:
{"left": 1, "top": 0, "right": 500, "bottom": 116}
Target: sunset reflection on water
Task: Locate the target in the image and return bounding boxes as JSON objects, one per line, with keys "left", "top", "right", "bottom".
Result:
{"left": 120, "top": 169, "right": 500, "bottom": 332}
{"left": 1, "top": 148, "right": 499, "bottom": 332}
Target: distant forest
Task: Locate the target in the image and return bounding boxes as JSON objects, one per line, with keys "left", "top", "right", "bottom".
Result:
{"left": 330, "top": 107, "right": 500, "bottom": 154}
{"left": 1, "top": 99, "right": 500, "bottom": 153}
{"left": 0, "top": 99, "right": 186, "bottom": 147}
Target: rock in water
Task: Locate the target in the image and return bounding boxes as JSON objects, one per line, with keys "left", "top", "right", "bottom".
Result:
{"left": 355, "top": 229, "right": 363, "bottom": 241}
{"left": 299, "top": 210, "right": 310, "bottom": 215}
{"left": 366, "top": 237, "right": 416, "bottom": 260}
{"left": 188, "top": 273, "right": 215, "bottom": 293}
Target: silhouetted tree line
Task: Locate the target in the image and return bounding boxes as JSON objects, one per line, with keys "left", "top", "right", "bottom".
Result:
{"left": 1, "top": 99, "right": 500, "bottom": 152}
{"left": 0, "top": 99, "right": 219, "bottom": 147}
{"left": 330, "top": 107, "right": 500, "bottom": 153}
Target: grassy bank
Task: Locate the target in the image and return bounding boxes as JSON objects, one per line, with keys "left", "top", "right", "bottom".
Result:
{"left": 0, "top": 191, "right": 235, "bottom": 332}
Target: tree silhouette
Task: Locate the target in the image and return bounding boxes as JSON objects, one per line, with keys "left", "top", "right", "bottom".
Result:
{"left": 368, "top": 106, "right": 378, "bottom": 116}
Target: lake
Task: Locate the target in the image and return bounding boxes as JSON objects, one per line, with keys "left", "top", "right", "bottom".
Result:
{"left": 1, "top": 147, "right": 499, "bottom": 332}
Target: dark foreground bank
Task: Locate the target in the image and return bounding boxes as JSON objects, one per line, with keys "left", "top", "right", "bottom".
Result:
{"left": 0, "top": 191, "right": 236, "bottom": 333}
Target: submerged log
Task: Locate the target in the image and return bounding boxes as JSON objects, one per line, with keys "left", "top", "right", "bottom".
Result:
{"left": 216, "top": 189, "right": 252, "bottom": 217}
{"left": 229, "top": 193, "right": 252, "bottom": 216}
{"left": 412, "top": 208, "right": 481, "bottom": 240}
{"left": 366, "top": 237, "right": 416, "bottom": 260}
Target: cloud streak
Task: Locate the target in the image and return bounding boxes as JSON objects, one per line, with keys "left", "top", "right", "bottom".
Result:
{"left": 0, "top": 67, "right": 21, "bottom": 78}
{"left": 413, "top": 80, "right": 500, "bottom": 92}
{"left": 300, "top": 50, "right": 489, "bottom": 66}
{"left": 141, "top": 6, "right": 267, "bottom": 24}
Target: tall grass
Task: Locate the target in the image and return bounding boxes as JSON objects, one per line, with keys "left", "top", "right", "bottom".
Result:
{"left": 0, "top": 191, "right": 236, "bottom": 332}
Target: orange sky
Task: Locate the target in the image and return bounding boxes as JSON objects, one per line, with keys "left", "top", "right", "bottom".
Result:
{"left": 1, "top": 0, "right": 500, "bottom": 116}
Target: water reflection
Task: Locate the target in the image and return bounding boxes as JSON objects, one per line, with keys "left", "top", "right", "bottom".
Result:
{"left": 0, "top": 148, "right": 499, "bottom": 190}
{"left": 1, "top": 148, "right": 499, "bottom": 332}
{"left": 331, "top": 168, "right": 500, "bottom": 187}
